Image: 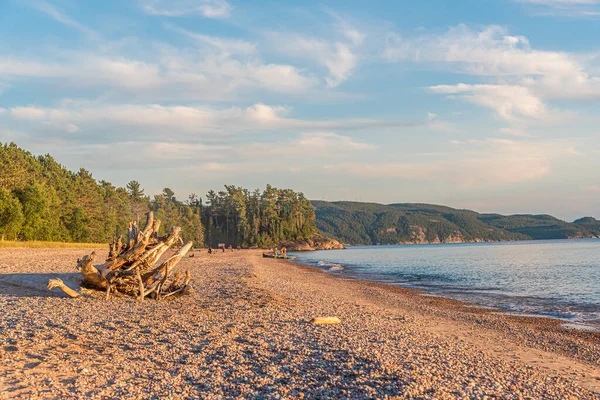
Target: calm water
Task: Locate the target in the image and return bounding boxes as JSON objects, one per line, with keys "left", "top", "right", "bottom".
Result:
{"left": 293, "top": 240, "right": 600, "bottom": 328}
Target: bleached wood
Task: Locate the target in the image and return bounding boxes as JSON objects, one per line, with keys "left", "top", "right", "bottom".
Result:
{"left": 46, "top": 212, "right": 193, "bottom": 300}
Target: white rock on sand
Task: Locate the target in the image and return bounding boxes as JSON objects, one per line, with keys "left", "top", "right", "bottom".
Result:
{"left": 0, "top": 248, "right": 599, "bottom": 399}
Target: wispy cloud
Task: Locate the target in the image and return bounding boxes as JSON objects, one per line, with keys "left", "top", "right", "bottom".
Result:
{"left": 0, "top": 48, "right": 316, "bottom": 100}
{"left": 428, "top": 84, "right": 548, "bottom": 122}
{"left": 165, "top": 25, "right": 256, "bottom": 55}
{"left": 5, "top": 102, "right": 416, "bottom": 140}
{"left": 386, "top": 24, "right": 600, "bottom": 126}
{"left": 326, "top": 138, "right": 577, "bottom": 187}
{"left": 264, "top": 15, "right": 365, "bottom": 88}
{"left": 29, "top": 1, "right": 101, "bottom": 40}
{"left": 139, "top": 0, "right": 231, "bottom": 18}
{"left": 514, "top": 0, "right": 600, "bottom": 16}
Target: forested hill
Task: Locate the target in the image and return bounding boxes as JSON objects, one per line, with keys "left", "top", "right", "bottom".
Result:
{"left": 0, "top": 143, "right": 316, "bottom": 246}
{"left": 3, "top": 143, "right": 598, "bottom": 247}
{"left": 312, "top": 201, "right": 600, "bottom": 245}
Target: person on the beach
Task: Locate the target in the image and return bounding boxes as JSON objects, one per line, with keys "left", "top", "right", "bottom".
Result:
{"left": 229, "top": 244, "right": 233, "bottom": 252}
{"left": 221, "top": 244, "right": 225, "bottom": 253}
{"left": 208, "top": 247, "right": 212, "bottom": 254}
{"left": 282, "top": 247, "right": 287, "bottom": 259}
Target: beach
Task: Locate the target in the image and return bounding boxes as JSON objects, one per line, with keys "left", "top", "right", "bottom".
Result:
{"left": 0, "top": 248, "right": 599, "bottom": 399}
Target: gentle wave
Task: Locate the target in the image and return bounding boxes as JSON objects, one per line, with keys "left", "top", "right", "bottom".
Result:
{"left": 316, "top": 260, "right": 344, "bottom": 272}
{"left": 294, "top": 240, "right": 600, "bottom": 327}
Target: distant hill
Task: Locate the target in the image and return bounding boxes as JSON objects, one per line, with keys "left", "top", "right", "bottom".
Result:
{"left": 312, "top": 201, "right": 600, "bottom": 245}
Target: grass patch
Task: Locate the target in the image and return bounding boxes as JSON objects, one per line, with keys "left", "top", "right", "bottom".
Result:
{"left": 0, "top": 241, "right": 108, "bottom": 249}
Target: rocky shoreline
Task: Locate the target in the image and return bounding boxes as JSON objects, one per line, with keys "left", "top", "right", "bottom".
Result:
{"left": 0, "top": 248, "right": 599, "bottom": 398}
{"left": 278, "top": 234, "right": 345, "bottom": 251}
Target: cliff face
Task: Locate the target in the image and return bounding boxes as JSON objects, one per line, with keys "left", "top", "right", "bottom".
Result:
{"left": 396, "top": 225, "right": 487, "bottom": 244}
{"left": 279, "top": 234, "right": 345, "bottom": 251}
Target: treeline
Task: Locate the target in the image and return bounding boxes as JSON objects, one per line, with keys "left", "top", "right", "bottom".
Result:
{"left": 0, "top": 143, "right": 316, "bottom": 247}
{"left": 313, "top": 201, "right": 600, "bottom": 244}
{"left": 204, "top": 185, "right": 316, "bottom": 248}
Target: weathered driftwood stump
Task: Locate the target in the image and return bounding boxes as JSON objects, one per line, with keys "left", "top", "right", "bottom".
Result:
{"left": 48, "top": 212, "right": 193, "bottom": 300}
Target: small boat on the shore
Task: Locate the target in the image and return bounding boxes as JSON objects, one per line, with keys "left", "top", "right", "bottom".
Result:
{"left": 262, "top": 253, "right": 296, "bottom": 260}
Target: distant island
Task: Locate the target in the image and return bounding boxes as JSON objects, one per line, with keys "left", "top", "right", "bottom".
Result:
{"left": 312, "top": 201, "right": 600, "bottom": 245}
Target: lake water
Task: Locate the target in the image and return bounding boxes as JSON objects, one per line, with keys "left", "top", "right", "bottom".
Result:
{"left": 292, "top": 239, "right": 600, "bottom": 328}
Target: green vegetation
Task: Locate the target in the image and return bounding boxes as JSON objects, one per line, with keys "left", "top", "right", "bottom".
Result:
{"left": 0, "top": 143, "right": 316, "bottom": 248}
{"left": 3, "top": 143, "right": 598, "bottom": 248}
{"left": 203, "top": 185, "right": 316, "bottom": 248}
{"left": 313, "top": 201, "right": 600, "bottom": 245}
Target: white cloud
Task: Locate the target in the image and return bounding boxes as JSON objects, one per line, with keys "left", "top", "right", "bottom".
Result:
{"left": 244, "top": 103, "right": 289, "bottom": 125}
{"left": 45, "top": 140, "right": 229, "bottom": 172}
{"left": 295, "top": 132, "right": 376, "bottom": 151}
{"left": 140, "top": 0, "right": 231, "bottom": 18}
{"left": 264, "top": 17, "right": 364, "bottom": 88}
{"left": 325, "top": 43, "right": 357, "bottom": 87}
{"left": 385, "top": 25, "right": 582, "bottom": 79}
{"left": 1, "top": 12, "right": 367, "bottom": 101}
{"left": 41, "top": 131, "right": 375, "bottom": 175}
{"left": 326, "top": 138, "right": 577, "bottom": 187}
{"left": 0, "top": 59, "right": 71, "bottom": 78}
{"left": 6, "top": 103, "right": 411, "bottom": 138}
{"left": 92, "top": 58, "right": 163, "bottom": 89}
{"left": 0, "top": 48, "right": 316, "bottom": 100}
{"left": 386, "top": 24, "right": 600, "bottom": 126}
{"left": 239, "top": 132, "right": 376, "bottom": 159}
{"left": 64, "top": 123, "right": 79, "bottom": 133}
{"left": 428, "top": 84, "right": 547, "bottom": 121}
{"left": 10, "top": 106, "right": 48, "bottom": 120}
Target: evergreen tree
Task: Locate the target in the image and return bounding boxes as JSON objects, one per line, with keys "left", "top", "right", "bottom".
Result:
{"left": 0, "top": 143, "right": 320, "bottom": 246}
{"left": 126, "top": 180, "right": 144, "bottom": 199}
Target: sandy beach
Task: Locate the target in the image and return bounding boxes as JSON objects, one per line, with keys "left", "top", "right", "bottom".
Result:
{"left": 0, "top": 248, "right": 599, "bottom": 399}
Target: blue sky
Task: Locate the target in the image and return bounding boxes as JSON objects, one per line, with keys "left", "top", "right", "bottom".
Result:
{"left": 1, "top": 0, "right": 599, "bottom": 220}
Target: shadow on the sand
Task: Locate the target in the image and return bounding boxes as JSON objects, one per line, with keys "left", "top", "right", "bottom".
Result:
{"left": 0, "top": 273, "right": 81, "bottom": 298}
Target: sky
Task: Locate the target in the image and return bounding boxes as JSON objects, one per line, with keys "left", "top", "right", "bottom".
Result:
{"left": 1, "top": 0, "right": 599, "bottom": 220}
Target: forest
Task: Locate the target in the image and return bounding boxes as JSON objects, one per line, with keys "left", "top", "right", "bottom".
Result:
{"left": 313, "top": 201, "right": 600, "bottom": 245}
{"left": 3, "top": 143, "right": 599, "bottom": 247}
{"left": 0, "top": 143, "right": 316, "bottom": 247}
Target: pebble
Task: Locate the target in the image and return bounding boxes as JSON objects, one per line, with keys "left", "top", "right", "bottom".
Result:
{"left": 0, "top": 248, "right": 597, "bottom": 399}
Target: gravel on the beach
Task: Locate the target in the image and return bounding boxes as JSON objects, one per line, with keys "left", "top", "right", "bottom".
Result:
{"left": 0, "top": 248, "right": 598, "bottom": 399}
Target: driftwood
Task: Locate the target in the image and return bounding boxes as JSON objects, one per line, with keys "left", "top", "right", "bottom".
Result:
{"left": 47, "top": 279, "right": 81, "bottom": 298}
{"left": 48, "top": 212, "right": 193, "bottom": 300}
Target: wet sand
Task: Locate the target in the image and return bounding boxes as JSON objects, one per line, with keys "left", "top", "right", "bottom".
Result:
{"left": 0, "top": 248, "right": 598, "bottom": 399}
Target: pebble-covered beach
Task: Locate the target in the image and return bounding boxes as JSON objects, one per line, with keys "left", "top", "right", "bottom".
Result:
{"left": 0, "top": 248, "right": 599, "bottom": 399}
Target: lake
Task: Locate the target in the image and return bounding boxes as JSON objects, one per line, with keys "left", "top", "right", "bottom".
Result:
{"left": 293, "top": 239, "right": 600, "bottom": 328}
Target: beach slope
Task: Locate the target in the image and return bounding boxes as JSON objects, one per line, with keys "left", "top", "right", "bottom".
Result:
{"left": 0, "top": 248, "right": 598, "bottom": 399}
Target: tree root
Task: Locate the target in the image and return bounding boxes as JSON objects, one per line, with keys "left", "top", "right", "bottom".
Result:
{"left": 47, "top": 212, "right": 193, "bottom": 300}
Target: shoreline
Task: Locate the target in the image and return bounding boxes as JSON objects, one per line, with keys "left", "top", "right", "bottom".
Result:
{"left": 1, "top": 248, "right": 599, "bottom": 398}
{"left": 278, "top": 255, "right": 600, "bottom": 392}
{"left": 339, "top": 236, "right": 600, "bottom": 246}
{"left": 288, "top": 254, "right": 600, "bottom": 336}
{"left": 291, "top": 256, "right": 600, "bottom": 333}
